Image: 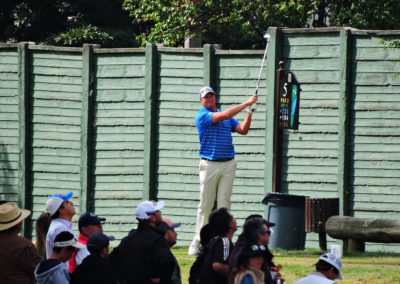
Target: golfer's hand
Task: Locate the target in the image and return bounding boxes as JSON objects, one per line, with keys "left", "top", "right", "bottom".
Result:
{"left": 246, "top": 94, "right": 258, "bottom": 106}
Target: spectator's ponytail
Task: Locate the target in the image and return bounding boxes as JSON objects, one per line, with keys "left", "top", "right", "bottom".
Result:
{"left": 35, "top": 212, "right": 51, "bottom": 258}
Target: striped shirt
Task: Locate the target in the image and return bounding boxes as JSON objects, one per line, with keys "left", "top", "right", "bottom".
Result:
{"left": 204, "top": 236, "right": 234, "bottom": 284}
{"left": 195, "top": 107, "right": 239, "bottom": 160}
{"left": 220, "top": 236, "right": 232, "bottom": 261}
{"left": 46, "top": 218, "right": 76, "bottom": 259}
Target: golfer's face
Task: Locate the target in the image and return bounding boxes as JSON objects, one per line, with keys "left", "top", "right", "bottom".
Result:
{"left": 201, "top": 93, "right": 216, "bottom": 110}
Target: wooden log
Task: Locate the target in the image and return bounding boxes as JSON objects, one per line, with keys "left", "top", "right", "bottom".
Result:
{"left": 348, "top": 238, "right": 365, "bottom": 253}
{"left": 326, "top": 216, "right": 400, "bottom": 243}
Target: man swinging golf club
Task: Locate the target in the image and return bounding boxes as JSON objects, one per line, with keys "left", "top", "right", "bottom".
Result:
{"left": 188, "top": 87, "right": 258, "bottom": 255}
{"left": 189, "top": 33, "right": 270, "bottom": 256}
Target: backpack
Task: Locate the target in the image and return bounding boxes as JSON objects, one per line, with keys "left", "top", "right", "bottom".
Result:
{"left": 189, "top": 236, "right": 221, "bottom": 284}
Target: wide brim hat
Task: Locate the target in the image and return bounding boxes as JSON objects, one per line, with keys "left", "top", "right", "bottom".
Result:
{"left": 0, "top": 202, "right": 31, "bottom": 231}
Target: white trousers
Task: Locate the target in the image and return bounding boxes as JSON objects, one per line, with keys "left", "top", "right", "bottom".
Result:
{"left": 193, "top": 158, "right": 237, "bottom": 243}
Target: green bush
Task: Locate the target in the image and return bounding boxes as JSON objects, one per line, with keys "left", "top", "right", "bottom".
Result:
{"left": 44, "top": 25, "right": 137, "bottom": 47}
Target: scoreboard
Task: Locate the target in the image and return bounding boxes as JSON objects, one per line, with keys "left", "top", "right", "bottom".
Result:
{"left": 278, "top": 71, "right": 301, "bottom": 130}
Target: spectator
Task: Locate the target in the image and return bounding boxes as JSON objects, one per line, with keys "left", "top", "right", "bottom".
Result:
{"left": 157, "top": 218, "right": 182, "bottom": 284}
{"left": 230, "top": 243, "right": 266, "bottom": 284}
{"left": 0, "top": 202, "right": 42, "bottom": 284}
{"left": 189, "top": 224, "right": 213, "bottom": 284}
{"left": 201, "top": 207, "right": 237, "bottom": 284}
{"left": 71, "top": 232, "right": 117, "bottom": 284}
{"left": 34, "top": 212, "right": 51, "bottom": 259}
{"left": 45, "top": 192, "right": 77, "bottom": 259}
{"left": 35, "top": 231, "right": 85, "bottom": 284}
{"left": 228, "top": 215, "right": 267, "bottom": 271}
{"left": 295, "top": 252, "right": 342, "bottom": 284}
{"left": 69, "top": 212, "right": 106, "bottom": 273}
{"left": 229, "top": 216, "right": 282, "bottom": 284}
{"left": 114, "top": 200, "right": 175, "bottom": 284}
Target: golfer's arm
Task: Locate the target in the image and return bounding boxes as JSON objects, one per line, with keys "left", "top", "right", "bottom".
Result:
{"left": 235, "top": 111, "right": 252, "bottom": 135}
{"left": 212, "top": 101, "right": 249, "bottom": 123}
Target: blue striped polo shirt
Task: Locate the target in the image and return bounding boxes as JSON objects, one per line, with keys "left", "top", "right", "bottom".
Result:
{"left": 195, "top": 107, "right": 239, "bottom": 160}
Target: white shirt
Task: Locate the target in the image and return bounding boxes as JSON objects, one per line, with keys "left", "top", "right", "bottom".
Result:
{"left": 295, "top": 271, "right": 338, "bottom": 284}
{"left": 46, "top": 218, "right": 76, "bottom": 259}
{"left": 75, "top": 247, "right": 90, "bottom": 265}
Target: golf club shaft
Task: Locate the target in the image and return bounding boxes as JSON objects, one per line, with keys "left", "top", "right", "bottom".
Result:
{"left": 256, "top": 40, "right": 269, "bottom": 95}
{"left": 250, "top": 38, "right": 270, "bottom": 111}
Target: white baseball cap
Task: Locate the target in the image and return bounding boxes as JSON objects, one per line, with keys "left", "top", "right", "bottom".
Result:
{"left": 54, "top": 235, "right": 85, "bottom": 249}
{"left": 136, "top": 200, "right": 165, "bottom": 220}
{"left": 199, "top": 86, "right": 215, "bottom": 98}
{"left": 319, "top": 252, "right": 342, "bottom": 279}
{"left": 45, "top": 192, "right": 73, "bottom": 217}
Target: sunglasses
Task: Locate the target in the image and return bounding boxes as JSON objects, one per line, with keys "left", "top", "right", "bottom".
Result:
{"left": 251, "top": 244, "right": 266, "bottom": 251}
{"left": 261, "top": 229, "right": 272, "bottom": 236}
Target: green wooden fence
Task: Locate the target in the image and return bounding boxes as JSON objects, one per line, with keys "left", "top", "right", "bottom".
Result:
{"left": 0, "top": 27, "right": 399, "bottom": 251}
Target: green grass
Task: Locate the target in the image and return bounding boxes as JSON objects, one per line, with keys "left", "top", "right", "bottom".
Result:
{"left": 172, "top": 247, "right": 400, "bottom": 284}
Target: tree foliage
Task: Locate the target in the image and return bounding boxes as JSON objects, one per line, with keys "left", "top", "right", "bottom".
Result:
{"left": 2, "top": 0, "right": 400, "bottom": 48}
{"left": 327, "top": 0, "right": 400, "bottom": 30}
{"left": 123, "top": 0, "right": 314, "bottom": 48}
{"left": 1, "top": 0, "right": 137, "bottom": 47}
{"left": 43, "top": 25, "right": 138, "bottom": 48}
{"left": 123, "top": 0, "right": 400, "bottom": 49}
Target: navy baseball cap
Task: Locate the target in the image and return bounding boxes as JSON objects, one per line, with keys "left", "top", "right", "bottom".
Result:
{"left": 87, "top": 232, "right": 115, "bottom": 252}
{"left": 78, "top": 212, "right": 106, "bottom": 231}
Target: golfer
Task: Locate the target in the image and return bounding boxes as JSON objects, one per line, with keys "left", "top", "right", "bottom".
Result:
{"left": 188, "top": 86, "right": 258, "bottom": 255}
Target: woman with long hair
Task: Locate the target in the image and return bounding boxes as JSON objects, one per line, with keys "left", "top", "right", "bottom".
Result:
{"left": 230, "top": 243, "right": 266, "bottom": 284}
{"left": 34, "top": 212, "right": 51, "bottom": 259}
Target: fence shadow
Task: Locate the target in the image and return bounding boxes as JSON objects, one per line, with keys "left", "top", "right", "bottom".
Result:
{"left": 0, "top": 143, "right": 14, "bottom": 203}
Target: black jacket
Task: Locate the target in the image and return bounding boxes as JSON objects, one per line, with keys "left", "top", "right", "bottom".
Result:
{"left": 114, "top": 223, "right": 175, "bottom": 284}
{"left": 70, "top": 254, "right": 118, "bottom": 284}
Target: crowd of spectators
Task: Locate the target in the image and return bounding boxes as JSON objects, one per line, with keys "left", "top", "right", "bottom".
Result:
{"left": 0, "top": 194, "right": 342, "bottom": 284}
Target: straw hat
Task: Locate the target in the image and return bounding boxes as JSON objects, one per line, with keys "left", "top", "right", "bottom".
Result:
{"left": 0, "top": 202, "right": 31, "bottom": 231}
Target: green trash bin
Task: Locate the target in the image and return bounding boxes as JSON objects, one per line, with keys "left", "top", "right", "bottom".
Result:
{"left": 262, "top": 193, "right": 307, "bottom": 250}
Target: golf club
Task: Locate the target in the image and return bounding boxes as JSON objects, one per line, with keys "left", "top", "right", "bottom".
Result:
{"left": 249, "top": 33, "right": 271, "bottom": 112}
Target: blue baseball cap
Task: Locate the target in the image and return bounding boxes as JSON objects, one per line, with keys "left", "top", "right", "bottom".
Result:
{"left": 45, "top": 192, "right": 73, "bottom": 217}
{"left": 50, "top": 192, "right": 73, "bottom": 201}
